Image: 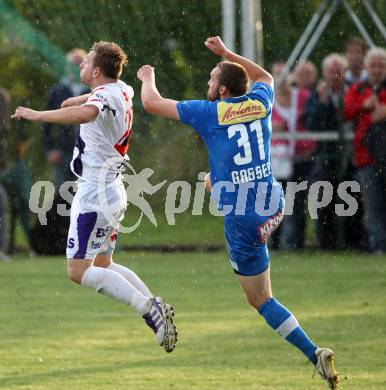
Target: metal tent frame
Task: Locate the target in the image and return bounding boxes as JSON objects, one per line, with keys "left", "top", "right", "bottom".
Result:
{"left": 277, "top": 0, "right": 386, "bottom": 86}
{"left": 221, "top": 0, "right": 385, "bottom": 143}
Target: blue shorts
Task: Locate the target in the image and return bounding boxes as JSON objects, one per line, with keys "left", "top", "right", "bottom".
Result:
{"left": 224, "top": 209, "right": 283, "bottom": 276}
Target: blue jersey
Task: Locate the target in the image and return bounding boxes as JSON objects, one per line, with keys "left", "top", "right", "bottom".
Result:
{"left": 177, "top": 82, "right": 282, "bottom": 217}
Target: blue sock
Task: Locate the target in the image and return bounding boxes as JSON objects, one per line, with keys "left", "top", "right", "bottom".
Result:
{"left": 258, "top": 297, "right": 317, "bottom": 365}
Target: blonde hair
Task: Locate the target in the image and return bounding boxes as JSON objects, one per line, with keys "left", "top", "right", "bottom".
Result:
{"left": 322, "top": 53, "right": 347, "bottom": 71}
{"left": 364, "top": 47, "right": 386, "bottom": 67}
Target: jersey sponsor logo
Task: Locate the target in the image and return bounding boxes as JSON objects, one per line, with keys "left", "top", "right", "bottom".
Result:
{"left": 96, "top": 228, "right": 107, "bottom": 238}
{"left": 91, "top": 241, "right": 102, "bottom": 250}
{"left": 88, "top": 92, "right": 109, "bottom": 104}
{"left": 258, "top": 210, "right": 283, "bottom": 243}
{"left": 95, "top": 92, "right": 108, "bottom": 101}
{"left": 217, "top": 99, "right": 267, "bottom": 125}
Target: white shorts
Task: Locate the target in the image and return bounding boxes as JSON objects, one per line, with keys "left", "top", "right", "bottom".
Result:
{"left": 66, "top": 180, "right": 127, "bottom": 259}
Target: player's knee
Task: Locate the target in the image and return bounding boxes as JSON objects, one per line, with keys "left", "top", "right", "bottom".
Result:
{"left": 67, "top": 268, "right": 82, "bottom": 284}
{"left": 245, "top": 295, "right": 260, "bottom": 310}
{"left": 245, "top": 291, "right": 271, "bottom": 310}
{"left": 66, "top": 262, "right": 86, "bottom": 284}
{"left": 94, "top": 252, "right": 112, "bottom": 268}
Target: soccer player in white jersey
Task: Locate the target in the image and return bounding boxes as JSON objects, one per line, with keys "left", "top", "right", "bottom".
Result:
{"left": 12, "top": 41, "right": 177, "bottom": 353}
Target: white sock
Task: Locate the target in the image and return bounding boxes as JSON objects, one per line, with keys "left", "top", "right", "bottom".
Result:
{"left": 81, "top": 266, "right": 151, "bottom": 315}
{"left": 108, "top": 262, "right": 153, "bottom": 297}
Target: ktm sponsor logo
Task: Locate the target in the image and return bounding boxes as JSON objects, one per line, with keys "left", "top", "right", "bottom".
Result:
{"left": 217, "top": 99, "right": 266, "bottom": 125}
{"left": 258, "top": 210, "right": 283, "bottom": 243}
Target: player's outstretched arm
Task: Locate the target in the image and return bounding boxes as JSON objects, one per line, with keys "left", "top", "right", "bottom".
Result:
{"left": 137, "top": 65, "right": 180, "bottom": 120}
{"left": 12, "top": 105, "right": 98, "bottom": 125}
{"left": 205, "top": 36, "right": 273, "bottom": 87}
{"left": 61, "top": 93, "right": 91, "bottom": 108}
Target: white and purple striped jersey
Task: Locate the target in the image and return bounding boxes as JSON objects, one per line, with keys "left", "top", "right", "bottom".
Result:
{"left": 71, "top": 80, "right": 134, "bottom": 184}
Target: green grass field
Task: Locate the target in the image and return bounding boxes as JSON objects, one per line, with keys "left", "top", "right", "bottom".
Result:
{"left": 1, "top": 250, "right": 386, "bottom": 390}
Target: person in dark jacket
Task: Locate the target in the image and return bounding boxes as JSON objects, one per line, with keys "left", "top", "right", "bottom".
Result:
{"left": 42, "top": 48, "right": 88, "bottom": 190}
{"left": 302, "top": 53, "right": 347, "bottom": 250}
{"left": 344, "top": 37, "right": 367, "bottom": 88}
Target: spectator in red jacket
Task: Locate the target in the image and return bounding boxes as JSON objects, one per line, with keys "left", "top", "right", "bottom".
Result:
{"left": 344, "top": 47, "right": 386, "bottom": 253}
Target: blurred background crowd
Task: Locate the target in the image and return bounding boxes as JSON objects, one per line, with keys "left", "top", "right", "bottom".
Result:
{"left": 270, "top": 38, "right": 386, "bottom": 255}
{"left": 0, "top": 1, "right": 385, "bottom": 258}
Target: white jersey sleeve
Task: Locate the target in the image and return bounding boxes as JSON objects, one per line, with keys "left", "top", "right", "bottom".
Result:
{"left": 84, "top": 87, "right": 116, "bottom": 120}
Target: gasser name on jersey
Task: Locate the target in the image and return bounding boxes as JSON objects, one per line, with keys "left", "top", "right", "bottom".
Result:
{"left": 231, "top": 161, "right": 272, "bottom": 185}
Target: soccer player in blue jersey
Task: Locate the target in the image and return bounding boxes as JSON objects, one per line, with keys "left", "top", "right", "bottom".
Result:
{"left": 137, "top": 36, "right": 339, "bottom": 388}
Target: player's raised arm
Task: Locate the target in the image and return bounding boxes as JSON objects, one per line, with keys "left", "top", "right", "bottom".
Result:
{"left": 12, "top": 104, "right": 98, "bottom": 125}
{"left": 137, "top": 65, "right": 180, "bottom": 120}
{"left": 61, "top": 93, "right": 91, "bottom": 108}
{"left": 205, "top": 36, "right": 273, "bottom": 87}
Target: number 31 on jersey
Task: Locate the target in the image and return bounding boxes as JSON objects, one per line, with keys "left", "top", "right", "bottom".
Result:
{"left": 227, "top": 119, "right": 265, "bottom": 165}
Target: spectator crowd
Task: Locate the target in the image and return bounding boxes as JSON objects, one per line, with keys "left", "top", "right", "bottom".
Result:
{"left": 271, "top": 37, "right": 386, "bottom": 255}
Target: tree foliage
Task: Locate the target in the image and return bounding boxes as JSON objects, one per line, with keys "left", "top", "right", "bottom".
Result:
{"left": 0, "top": 0, "right": 384, "bottom": 182}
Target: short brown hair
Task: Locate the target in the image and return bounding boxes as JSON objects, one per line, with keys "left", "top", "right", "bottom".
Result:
{"left": 91, "top": 41, "right": 128, "bottom": 79}
{"left": 345, "top": 36, "right": 367, "bottom": 53}
{"left": 217, "top": 61, "right": 249, "bottom": 97}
